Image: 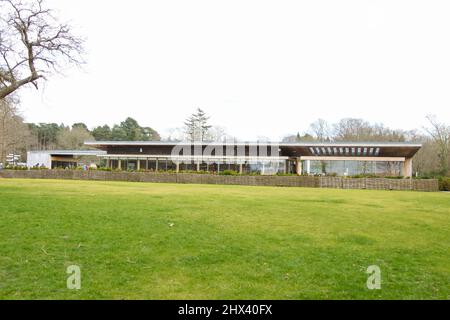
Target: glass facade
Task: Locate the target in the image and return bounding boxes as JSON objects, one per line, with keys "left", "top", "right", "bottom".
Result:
{"left": 106, "top": 157, "right": 402, "bottom": 176}
{"left": 51, "top": 161, "right": 77, "bottom": 169}
{"left": 246, "top": 161, "right": 286, "bottom": 174}
{"left": 105, "top": 158, "right": 289, "bottom": 174}
{"left": 305, "top": 160, "right": 402, "bottom": 176}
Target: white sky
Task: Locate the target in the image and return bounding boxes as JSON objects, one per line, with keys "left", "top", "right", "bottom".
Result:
{"left": 18, "top": 0, "right": 450, "bottom": 141}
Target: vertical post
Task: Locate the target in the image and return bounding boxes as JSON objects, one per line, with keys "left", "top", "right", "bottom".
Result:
{"left": 155, "top": 158, "right": 158, "bottom": 172}
{"left": 197, "top": 162, "right": 200, "bottom": 171}
{"left": 176, "top": 162, "right": 179, "bottom": 173}
{"left": 306, "top": 160, "right": 311, "bottom": 175}
{"left": 118, "top": 159, "right": 122, "bottom": 170}
{"left": 403, "top": 158, "right": 413, "bottom": 177}
{"left": 239, "top": 163, "right": 243, "bottom": 174}
{"left": 137, "top": 159, "right": 140, "bottom": 171}
{"left": 296, "top": 158, "right": 302, "bottom": 175}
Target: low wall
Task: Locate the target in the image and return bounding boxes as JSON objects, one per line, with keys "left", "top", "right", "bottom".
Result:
{"left": 0, "top": 170, "right": 439, "bottom": 191}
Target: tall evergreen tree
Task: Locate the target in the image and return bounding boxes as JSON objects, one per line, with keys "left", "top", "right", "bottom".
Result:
{"left": 92, "top": 125, "right": 112, "bottom": 141}
{"left": 184, "top": 108, "right": 211, "bottom": 142}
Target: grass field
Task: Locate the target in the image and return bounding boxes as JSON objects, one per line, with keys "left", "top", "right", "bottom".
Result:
{"left": 0, "top": 179, "right": 449, "bottom": 300}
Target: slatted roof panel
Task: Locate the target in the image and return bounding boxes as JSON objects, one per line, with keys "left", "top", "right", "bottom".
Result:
{"left": 279, "top": 143, "right": 419, "bottom": 158}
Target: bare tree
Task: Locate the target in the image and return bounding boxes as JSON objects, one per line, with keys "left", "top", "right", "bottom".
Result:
{"left": 205, "top": 125, "right": 227, "bottom": 142}
{"left": 333, "top": 118, "right": 373, "bottom": 141}
{"left": 164, "top": 127, "right": 185, "bottom": 142}
{"left": 56, "top": 125, "right": 93, "bottom": 150}
{"left": 424, "top": 115, "right": 449, "bottom": 175}
{"left": 0, "top": 98, "right": 35, "bottom": 163}
{"left": 0, "top": 0, "right": 84, "bottom": 99}
{"left": 413, "top": 138, "right": 440, "bottom": 176}
{"left": 309, "top": 119, "right": 330, "bottom": 142}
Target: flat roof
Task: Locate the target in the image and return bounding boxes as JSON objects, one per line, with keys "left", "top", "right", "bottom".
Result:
{"left": 84, "top": 141, "right": 422, "bottom": 148}
{"left": 28, "top": 150, "right": 106, "bottom": 156}
{"left": 84, "top": 141, "right": 421, "bottom": 158}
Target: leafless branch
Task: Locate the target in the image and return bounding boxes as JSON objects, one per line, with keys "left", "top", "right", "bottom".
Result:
{"left": 0, "top": 0, "right": 84, "bottom": 99}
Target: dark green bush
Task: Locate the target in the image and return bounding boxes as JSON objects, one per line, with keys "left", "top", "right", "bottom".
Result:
{"left": 438, "top": 177, "right": 450, "bottom": 191}
{"left": 97, "top": 167, "right": 112, "bottom": 171}
{"left": 348, "top": 174, "right": 378, "bottom": 179}
{"left": 220, "top": 170, "right": 240, "bottom": 176}
{"left": 327, "top": 173, "right": 338, "bottom": 177}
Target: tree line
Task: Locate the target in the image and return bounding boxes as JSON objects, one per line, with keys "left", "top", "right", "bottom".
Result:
{"left": 28, "top": 117, "right": 161, "bottom": 150}
{"left": 0, "top": 99, "right": 162, "bottom": 160}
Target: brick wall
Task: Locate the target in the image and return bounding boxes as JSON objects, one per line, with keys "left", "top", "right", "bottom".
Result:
{"left": 0, "top": 170, "right": 439, "bottom": 191}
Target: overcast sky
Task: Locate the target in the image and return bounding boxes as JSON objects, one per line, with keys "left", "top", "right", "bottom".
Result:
{"left": 18, "top": 0, "right": 450, "bottom": 141}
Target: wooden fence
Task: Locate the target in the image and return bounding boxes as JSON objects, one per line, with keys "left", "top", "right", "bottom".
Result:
{"left": 0, "top": 170, "right": 439, "bottom": 191}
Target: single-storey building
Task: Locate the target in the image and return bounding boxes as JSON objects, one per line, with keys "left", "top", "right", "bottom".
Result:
{"left": 27, "top": 150, "right": 106, "bottom": 169}
{"left": 84, "top": 141, "right": 421, "bottom": 177}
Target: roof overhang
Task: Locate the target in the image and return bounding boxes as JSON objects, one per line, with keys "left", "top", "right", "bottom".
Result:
{"left": 28, "top": 150, "right": 106, "bottom": 156}
{"left": 84, "top": 141, "right": 422, "bottom": 159}
{"left": 280, "top": 143, "right": 421, "bottom": 158}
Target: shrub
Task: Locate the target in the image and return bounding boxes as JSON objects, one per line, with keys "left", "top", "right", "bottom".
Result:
{"left": 193, "top": 170, "right": 209, "bottom": 174}
{"left": 349, "top": 174, "right": 365, "bottom": 179}
{"left": 220, "top": 170, "right": 239, "bottom": 176}
{"left": 348, "top": 174, "right": 379, "bottom": 179}
{"left": 5, "top": 165, "right": 28, "bottom": 170}
{"left": 31, "top": 167, "right": 48, "bottom": 170}
{"left": 438, "top": 177, "right": 450, "bottom": 191}
{"left": 97, "top": 167, "right": 112, "bottom": 171}
{"left": 327, "top": 172, "right": 338, "bottom": 177}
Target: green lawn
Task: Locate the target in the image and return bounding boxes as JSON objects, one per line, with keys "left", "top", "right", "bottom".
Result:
{"left": 0, "top": 179, "right": 449, "bottom": 300}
